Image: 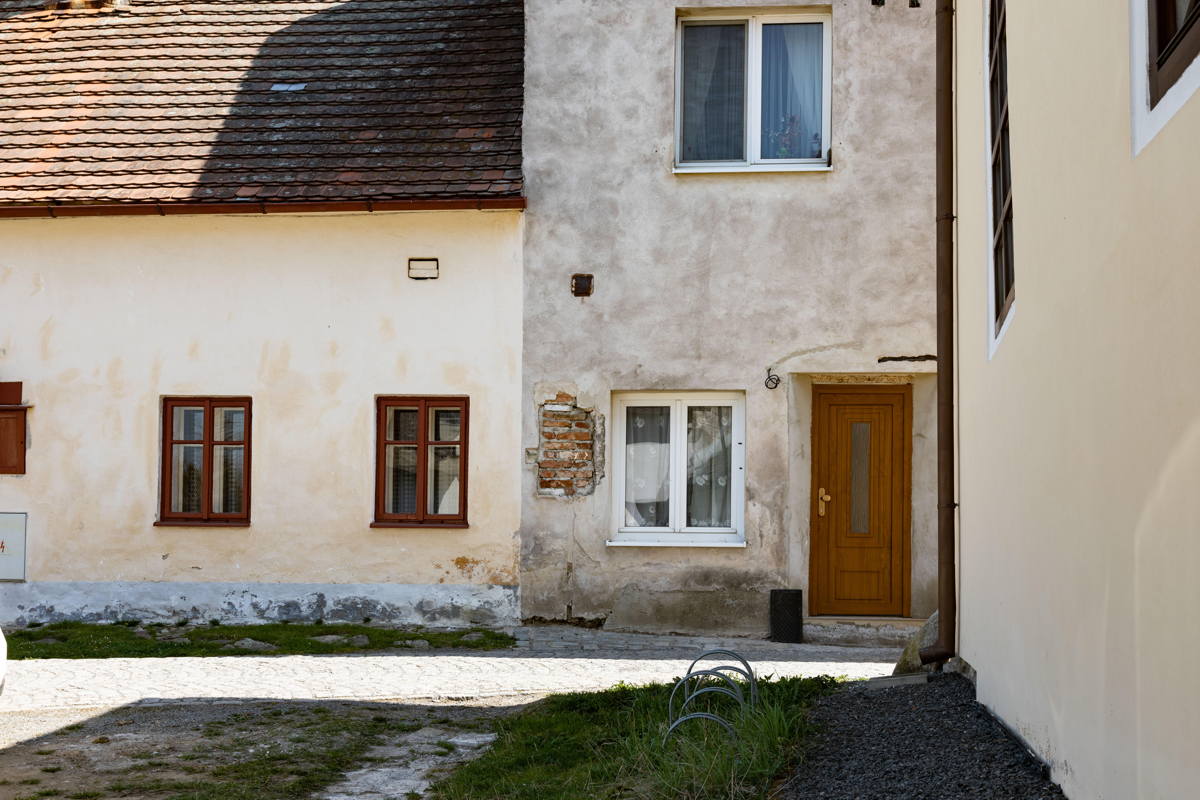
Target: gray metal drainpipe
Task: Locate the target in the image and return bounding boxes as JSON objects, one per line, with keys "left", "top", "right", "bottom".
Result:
{"left": 920, "top": 0, "right": 958, "bottom": 667}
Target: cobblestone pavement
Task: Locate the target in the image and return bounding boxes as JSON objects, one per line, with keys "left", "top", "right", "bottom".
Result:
{"left": 0, "top": 626, "right": 899, "bottom": 713}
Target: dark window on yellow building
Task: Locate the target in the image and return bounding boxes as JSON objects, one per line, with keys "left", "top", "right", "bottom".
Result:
{"left": 989, "top": 0, "right": 1015, "bottom": 334}
{"left": 1151, "top": 0, "right": 1200, "bottom": 104}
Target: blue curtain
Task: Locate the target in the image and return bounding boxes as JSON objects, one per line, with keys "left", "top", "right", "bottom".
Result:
{"left": 761, "top": 24, "right": 823, "bottom": 160}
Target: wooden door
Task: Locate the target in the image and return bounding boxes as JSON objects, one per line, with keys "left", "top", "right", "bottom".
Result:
{"left": 810, "top": 385, "right": 911, "bottom": 616}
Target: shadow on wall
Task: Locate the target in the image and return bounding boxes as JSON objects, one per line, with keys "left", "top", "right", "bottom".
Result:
{"left": 192, "top": 0, "right": 524, "bottom": 206}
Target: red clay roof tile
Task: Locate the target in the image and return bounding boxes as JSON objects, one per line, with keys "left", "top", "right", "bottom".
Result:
{"left": 0, "top": 0, "right": 524, "bottom": 211}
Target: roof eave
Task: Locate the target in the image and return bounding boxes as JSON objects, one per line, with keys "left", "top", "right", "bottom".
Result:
{"left": 0, "top": 196, "right": 527, "bottom": 219}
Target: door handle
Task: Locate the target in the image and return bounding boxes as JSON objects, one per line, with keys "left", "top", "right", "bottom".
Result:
{"left": 818, "top": 488, "right": 832, "bottom": 517}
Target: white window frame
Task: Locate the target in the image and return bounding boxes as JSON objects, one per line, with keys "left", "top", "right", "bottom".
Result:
{"left": 1130, "top": 0, "right": 1200, "bottom": 155}
{"left": 608, "top": 392, "right": 746, "bottom": 548}
{"left": 674, "top": 13, "right": 833, "bottom": 174}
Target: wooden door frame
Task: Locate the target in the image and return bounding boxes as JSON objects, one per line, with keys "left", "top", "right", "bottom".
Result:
{"left": 808, "top": 383, "right": 913, "bottom": 617}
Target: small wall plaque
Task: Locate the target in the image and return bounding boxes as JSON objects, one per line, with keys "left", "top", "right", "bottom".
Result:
{"left": 408, "top": 258, "right": 439, "bottom": 280}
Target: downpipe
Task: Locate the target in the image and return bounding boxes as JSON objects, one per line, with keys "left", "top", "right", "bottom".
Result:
{"left": 920, "top": 0, "right": 957, "bottom": 667}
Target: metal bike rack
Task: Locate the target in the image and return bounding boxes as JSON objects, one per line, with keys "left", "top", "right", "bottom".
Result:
{"left": 663, "top": 649, "right": 758, "bottom": 745}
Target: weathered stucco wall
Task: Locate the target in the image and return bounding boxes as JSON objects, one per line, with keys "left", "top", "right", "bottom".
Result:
{"left": 955, "top": 2, "right": 1200, "bottom": 797}
{"left": 521, "top": 0, "right": 937, "bottom": 633}
{"left": 0, "top": 210, "right": 523, "bottom": 626}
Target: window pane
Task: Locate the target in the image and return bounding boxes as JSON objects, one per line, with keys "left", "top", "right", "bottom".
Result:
{"left": 428, "top": 445, "right": 461, "bottom": 515}
{"left": 213, "top": 407, "right": 245, "bottom": 442}
{"left": 680, "top": 23, "right": 746, "bottom": 162}
{"left": 430, "top": 408, "right": 461, "bottom": 442}
{"left": 387, "top": 407, "right": 418, "bottom": 442}
{"left": 172, "top": 406, "right": 204, "bottom": 441}
{"left": 761, "top": 23, "right": 823, "bottom": 159}
{"left": 212, "top": 445, "right": 245, "bottom": 514}
{"left": 624, "top": 406, "right": 671, "bottom": 527}
{"left": 170, "top": 444, "right": 203, "bottom": 513}
{"left": 850, "top": 422, "right": 871, "bottom": 534}
{"left": 385, "top": 445, "right": 418, "bottom": 514}
{"left": 686, "top": 406, "right": 732, "bottom": 528}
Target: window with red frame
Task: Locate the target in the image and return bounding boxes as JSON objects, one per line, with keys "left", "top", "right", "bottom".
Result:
{"left": 159, "top": 397, "right": 251, "bottom": 525}
{"left": 374, "top": 397, "right": 468, "bottom": 527}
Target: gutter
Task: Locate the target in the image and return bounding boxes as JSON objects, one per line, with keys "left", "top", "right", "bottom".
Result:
{"left": 920, "top": 0, "right": 957, "bottom": 666}
{"left": 0, "top": 196, "right": 527, "bottom": 219}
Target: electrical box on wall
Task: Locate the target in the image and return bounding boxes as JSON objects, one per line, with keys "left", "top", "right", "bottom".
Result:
{"left": 0, "top": 512, "right": 27, "bottom": 581}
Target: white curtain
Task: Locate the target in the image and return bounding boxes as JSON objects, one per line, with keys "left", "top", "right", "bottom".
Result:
{"left": 686, "top": 406, "right": 732, "bottom": 528}
{"left": 761, "top": 23, "right": 823, "bottom": 159}
{"left": 625, "top": 407, "right": 671, "bottom": 527}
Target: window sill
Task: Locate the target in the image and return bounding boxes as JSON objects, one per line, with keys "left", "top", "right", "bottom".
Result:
{"left": 154, "top": 520, "right": 250, "bottom": 528}
{"left": 673, "top": 163, "right": 831, "bottom": 175}
{"left": 370, "top": 521, "right": 469, "bottom": 529}
{"left": 606, "top": 539, "right": 747, "bottom": 549}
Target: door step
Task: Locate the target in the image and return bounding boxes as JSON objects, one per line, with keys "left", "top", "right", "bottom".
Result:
{"left": 804, "top": 616, "right": 926, "bottom": 648}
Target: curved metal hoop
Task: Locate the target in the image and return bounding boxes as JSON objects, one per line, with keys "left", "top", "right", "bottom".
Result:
{"left": 686, "top": 650, "right": 759, "bottom": 707}
{"left": 668, "top": 668, "right": 745, "bottom": 722}
{"left": 663, "top": 712, "right": 737, "bottom": 744}
{"left": 678, "top": 685, "right": 745, "bottom": 717}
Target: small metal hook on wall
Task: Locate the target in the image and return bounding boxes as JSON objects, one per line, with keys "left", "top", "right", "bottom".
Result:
{"left": 764, "top": 368, "right": 781, "bottom": 390}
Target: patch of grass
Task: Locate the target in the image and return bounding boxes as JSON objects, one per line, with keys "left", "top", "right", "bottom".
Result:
{"left": 7, "top": 621, "right": 515, "bottom": 659}
{"left": 33, "top": 749, "right": 55, "bottom": 755}
{"left": 66, "top": 793, "right": 102, "bottom": 799}
{"left": 432, "top": 675, "right": 838, "bottom": 800}
{"left": 38, "top": 767, "right": 61, "bottom": 773}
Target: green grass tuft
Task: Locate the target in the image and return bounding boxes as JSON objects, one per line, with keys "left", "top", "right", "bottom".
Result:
{"left": 6, "top": 621, "right": 515, "bottom": 659}
{"left": 432, "top": 675, "right": 838, "bottom": 800}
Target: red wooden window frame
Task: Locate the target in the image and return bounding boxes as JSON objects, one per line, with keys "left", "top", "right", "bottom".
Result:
{"left": 373, "top": 396, "right": 469, "bottom": 528}
{"left": 158, "top": 397, "right": 252, "bottom": 526}
{"left": 1150, "top": 0, "right": 1200, "bottom": 105}
{"left": 0, "top": 407, "right": 27, "bottom": 475}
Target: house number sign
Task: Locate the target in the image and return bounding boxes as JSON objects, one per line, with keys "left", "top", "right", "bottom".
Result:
{"left": 0, "top": 512, "right": 27, "bottom": 581}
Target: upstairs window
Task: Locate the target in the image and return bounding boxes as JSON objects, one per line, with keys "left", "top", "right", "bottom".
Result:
{"left": 159, "top": 398, "right": 251, "bottom": 525}
{"left": 374, "top": 397, "right": 469, "bottom": 528}
{"left": 675, "top": 14, "right": 832, "bottom": 172}
{"left": 1150, "top": 0, "right": 1200, "bottom": 104}
{"left": 988, "top": 0, "right": 1015, "bottom": 340}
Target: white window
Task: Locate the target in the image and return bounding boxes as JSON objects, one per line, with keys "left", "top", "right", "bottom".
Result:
{"left": 674, "top": 13, "right": 832, "bottom": 173}
{"left": 609, "top": 392, "right": 746, "bottom": 547}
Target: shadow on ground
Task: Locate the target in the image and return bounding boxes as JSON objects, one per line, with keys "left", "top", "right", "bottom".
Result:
{"left": 0, "top": 696, "right": 528, "bottom": 800}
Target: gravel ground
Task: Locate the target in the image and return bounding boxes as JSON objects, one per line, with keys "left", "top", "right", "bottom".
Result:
{"left": 781, "top": 673, "right": 1067, "bottom": 800}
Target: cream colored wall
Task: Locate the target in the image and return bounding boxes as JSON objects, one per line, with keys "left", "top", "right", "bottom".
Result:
{"left": 0, "top": 211, "right": 522, "bottom": 592}
{"left": 956, "top": 2, "right": 1200, "bottom": 797}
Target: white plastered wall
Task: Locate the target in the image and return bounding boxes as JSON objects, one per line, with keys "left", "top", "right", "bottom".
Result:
{"left": 0, "top": 210, "right": 523, "bottom": 626}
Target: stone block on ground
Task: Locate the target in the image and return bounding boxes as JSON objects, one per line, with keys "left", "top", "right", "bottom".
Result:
{"left": 393, "top": 639, "right": 431, "bottom": 649}
{"left": 347, "top": 635, "right": 370, "bottom": 647}
{"left": 225, "top": 638, "right": 277, "bottom": 652}
{"left": 893, "top": 610, "right": 939, "bottom": 675}
{"left": 310, "top": 635, "right": 348, "bottom": 645}
{"left": 460, "top": 632, "right": 485, "bottom": 642}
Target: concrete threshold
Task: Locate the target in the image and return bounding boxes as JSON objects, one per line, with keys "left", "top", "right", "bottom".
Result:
{"left": 803, "top": 616, "right": 927, "bottom": 648}
{"left": 861, "top": 673, "right": 930, "bottom": 691}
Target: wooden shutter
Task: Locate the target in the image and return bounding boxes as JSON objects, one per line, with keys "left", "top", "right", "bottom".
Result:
{"left": 0, "top": 408, "right": 26, "bottom": 475}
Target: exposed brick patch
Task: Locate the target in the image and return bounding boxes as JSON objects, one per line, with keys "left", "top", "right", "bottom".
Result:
{"left": 536, "top": 394, "right": 602, "bottom": 498}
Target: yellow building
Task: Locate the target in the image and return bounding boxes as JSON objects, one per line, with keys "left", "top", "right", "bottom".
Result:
{"left": 954, "top": 1, "right": 1200, "bottom": 796}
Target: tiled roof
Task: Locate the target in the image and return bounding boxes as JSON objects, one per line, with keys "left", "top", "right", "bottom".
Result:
{"left": 0, "top": 0, "right": 524, "bottom": 214}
